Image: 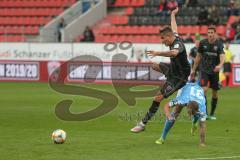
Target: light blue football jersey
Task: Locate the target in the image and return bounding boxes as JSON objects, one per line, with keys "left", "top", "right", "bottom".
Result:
{"left": 169, "top": 82, "right": 206, "bottom": 114}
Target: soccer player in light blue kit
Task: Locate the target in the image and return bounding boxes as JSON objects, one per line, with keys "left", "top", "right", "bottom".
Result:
{"left": 155, "top": 82, "right": 207, "bottom": 147}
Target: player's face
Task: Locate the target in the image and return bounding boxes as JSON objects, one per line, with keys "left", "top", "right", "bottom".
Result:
{"left": 207, "top": 29, "right": 216, "bottom": 41}
{"left": 160, "top": 34, "right": 172, "bottom": 46}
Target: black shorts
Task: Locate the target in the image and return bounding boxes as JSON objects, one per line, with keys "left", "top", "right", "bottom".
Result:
{"left": 223, "top": 62, "right": 232, "bottom": 73}
{"left": 200, "top": 71, "right": 220, "bottom": 90}
{"left": 158, "top": 62, "right": 187, "bottom": 98}
{"left": 161, "top": 78, "right": 186, "bottom": 98}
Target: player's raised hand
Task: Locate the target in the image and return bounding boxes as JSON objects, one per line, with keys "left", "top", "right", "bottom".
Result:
{"left": 171, "top": 7, "right": 179, "bottom": 15}
{"left": 145, "top": 50, "right": 158, "bottom": 57}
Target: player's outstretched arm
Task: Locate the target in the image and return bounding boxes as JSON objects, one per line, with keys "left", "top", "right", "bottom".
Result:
{"left": 171, "top": 7, "right": 179, "bottom": 34}
{"left": 214, "top": 54, "right": 225, "bottom": 72}
{"left": 145, "top": 50, "right": 178, "bottom": 58}
{"left": 190, "top": 54, "right": 201, "bottom": 81}
{"left": 192, "top": 54, "right": 201, "bottom": 73}
{"left": 199, "top": 121, "right": 206, "bottom": 147}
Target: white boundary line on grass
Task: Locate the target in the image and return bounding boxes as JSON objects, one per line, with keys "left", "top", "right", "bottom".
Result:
{"left": 171, "top": 155, "right": 240, "bottom": 160}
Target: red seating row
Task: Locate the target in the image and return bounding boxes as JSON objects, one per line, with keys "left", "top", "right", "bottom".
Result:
{"left": 108, "top": 15, "right": 129, "bottom": 25}
{"left": 0, "top": 0, "right": 77, "bottom": 41}
{"left": 0, "top": 8, "right": 63, "bottom": 16}
{"left": 0, "top": 26, "right": 39, "bottom": 35}
{"left": 99, "top": 25, "right": 160, "bottom": 35}
{"left": 0, "top": 17, "right": 52, "bottom": 26}
{"left": 113, "top": 0, "right": 145, "bottom": 7}
{"left": 98, "top": 25, "right": 227, "bottom": 35}
{"left": 178, "top": 25, "right": 226, "bottom": 35}
{"left": 227, "top": 16, "right": 238, "bottom": 25}
{"left": 125, "top": 7, "right": 134, "bottom": 15}
{"left": 95, "top": 35, "right": 161, "bottom": 43}
{"left": 0, "top": 0, "right": 76, "bottom": 8}
{"left": 0, "top": 35, "right": 27, "bottom": 42}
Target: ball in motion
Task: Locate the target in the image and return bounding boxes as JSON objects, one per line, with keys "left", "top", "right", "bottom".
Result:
{"left": 52, "top": 129, "right": 67, "bottom": 144}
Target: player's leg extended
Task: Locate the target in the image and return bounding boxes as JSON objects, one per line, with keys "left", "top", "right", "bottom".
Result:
{"left": 199, "top": 72, "right": 209, "bottom": 115}
{"left": 130, "top": 92, "right": 164, "bottom": 133}
{"left": 161, "top": 105, "right": 183, "bottom": 140}
{"left": 142, "top": 79, "right": 182, "bottom": 125}
{"left": 200, "top": 71, "right": 209, "bottom": 116}
{"left": 203, "top": 86, "right": 209, "bottom": 115}
{"left": 191, "top": 114, "right": 200, "bottom": 136}
{"left": 209, "top": 73, "right": 220, "bottom": 120}
{"left": 199, "top": 121, "right": 206, "bottom": 147}
{"left": 187, "top": 101, "right": 201, "bottom": 136}
{"left": 142, "top": 92, "right": 164, "bottom": 124}
{"left": 139, "top": 62, "right": 169, "bottom": 125}
{"left": 131, "top": 78, "right": 184, "bottom": 133}
{"left": 156, "top": 105, "right": 183, "bottom": 144}
{"left": 210, "top": 89, "right": 218, "bottom": 119}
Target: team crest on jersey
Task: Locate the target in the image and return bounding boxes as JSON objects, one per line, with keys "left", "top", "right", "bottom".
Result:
{"left": 174, "top": 43, "right": 179, "bottom": 49}
{"left": 214, "top": 46, "right": 218, "bottom": 51}
{"left": 203, "top": 45, "right": 207, "bottom": 49}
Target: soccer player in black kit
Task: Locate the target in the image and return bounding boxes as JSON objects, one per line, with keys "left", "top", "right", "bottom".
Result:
{"left": 131, "top": 7, "right": 190, "bottom": 133}
{"left": 191, "top": 26, "right": 225, "bottom": 120}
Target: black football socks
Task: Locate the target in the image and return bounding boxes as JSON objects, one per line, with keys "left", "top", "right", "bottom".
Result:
{"left": 142, "top": 101, "right": 160, "bottom": 124}
{"left": 210, "top": 98, "right": 218, "bottom": 116}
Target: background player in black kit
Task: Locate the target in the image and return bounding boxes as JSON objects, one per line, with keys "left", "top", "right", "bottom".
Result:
{"left": 189, "top": 40, "right": 200, "bottom": 65}
{"left": 189, "top": 40, "right": 200, "bottom": 76}
{"left": 191, "top": 26, "right": 225, "bottom": 120}
{"left": 131, "top": 7, "right": 190, "bottom": 133}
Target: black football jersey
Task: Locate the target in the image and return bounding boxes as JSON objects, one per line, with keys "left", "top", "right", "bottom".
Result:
{"left": 198, "top": 39, "right": 224, "bottom": 74}
{"left": 168, "top": 34, "right": 191, "bottom": 81}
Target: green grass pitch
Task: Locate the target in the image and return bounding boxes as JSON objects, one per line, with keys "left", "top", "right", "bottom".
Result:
{"left": 0, "top": 82, "right": 240, "bottom": 160}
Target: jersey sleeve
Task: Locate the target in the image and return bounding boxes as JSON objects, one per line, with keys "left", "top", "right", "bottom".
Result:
{"left": 172, "top": 41, "right": 184, "bottom": 53}
{"left": 217, "top": 41, "right": 224, "bottom": 55}
{"left": 198, "top": 40, "right": 204, "bottom": 55}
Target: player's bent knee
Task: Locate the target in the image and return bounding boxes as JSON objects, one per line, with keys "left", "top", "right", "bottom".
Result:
{"left": 154, "top": 94, "right": 164, "bottom": 102}
{"left": 152, "top": 63, "right": 160, "bottom": 72}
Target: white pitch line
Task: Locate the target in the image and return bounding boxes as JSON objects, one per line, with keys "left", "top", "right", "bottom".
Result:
{"left": 171, "top": 155, "right": 240, "bottom": 160}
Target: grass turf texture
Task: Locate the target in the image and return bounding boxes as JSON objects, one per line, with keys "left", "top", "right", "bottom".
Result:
{"left": 0, "top": 82, "right": 239, "bottom": 160}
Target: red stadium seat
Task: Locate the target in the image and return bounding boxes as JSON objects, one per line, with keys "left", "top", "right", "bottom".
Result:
{"left": 191, "top": 26, "right": 200, "bottom": 34}
{"left": 123, "top": 0, "right": 131, "bottom": 6}
{"left": 181, "top": 26, "right": 192, "bottom": 34}
{"left": 177, "top": 26, "right": 185, "bottom": 34}
{"left": 151, "top": 35, "right": 160, "bottom": 43}
{"left": 131, "top": 26, "right": 139, "bottom": 34}
{"left": 117, "top": 26, "right": 124, "bottom": 34}
{"left": 125, "top": 7, "right": 134, "bottom": 15}
{"left": 200, "top": 25, "right": 208, "bottom": 34}
{"left": 114, "top": 0, "right": 124, "bottom": 7}
{"left": 0, "top": 0, "right": 78, "bottom": 41}
{"left": 217, "top": 25, "right": 226, "bottom": 35}
{"left": 227, "top": 16, "right": 237, "bottom": 25}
